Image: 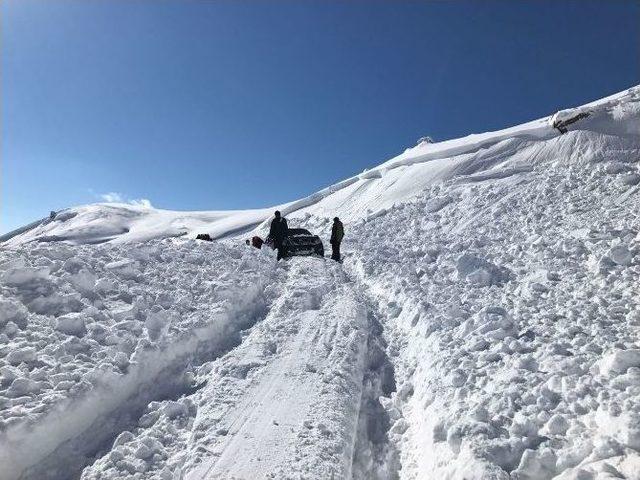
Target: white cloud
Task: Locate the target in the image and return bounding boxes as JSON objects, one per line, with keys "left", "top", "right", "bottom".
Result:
{"left": 90, "top": 189, "right": 153, "bottom": 208}
{"left": 100, "top": 192, "right": 124, "bottom": 202}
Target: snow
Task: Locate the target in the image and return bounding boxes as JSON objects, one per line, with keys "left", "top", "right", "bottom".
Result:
{"left": 597, "top": 350, "right": 640, "bottom": 376}
{"left": 328, "top": 115, "right": 640, "bottom": 478}
{"left": 1, "top": 84, "right": 640, "bottom": 480}
{"left": 6, "top": 85, "right": 638, "bottom": 247}
{"left": 0, "top": 240, "right": 275, "bottom": 480}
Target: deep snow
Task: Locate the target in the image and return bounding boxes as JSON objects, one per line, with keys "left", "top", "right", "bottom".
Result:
{"left": 1, "top": 85, "right": 640, "bottom": 480}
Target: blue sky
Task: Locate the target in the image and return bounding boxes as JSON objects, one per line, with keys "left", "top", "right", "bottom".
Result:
{"left": 2, "top": 0, "right": 639, "bottom": 232}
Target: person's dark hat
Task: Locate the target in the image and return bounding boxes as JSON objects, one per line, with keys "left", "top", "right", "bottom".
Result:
{"left": 334, "top": 217, "right": 339, "bottom": 222}
{"left": 275, "top": 210, "right": 281, "bottom": 217}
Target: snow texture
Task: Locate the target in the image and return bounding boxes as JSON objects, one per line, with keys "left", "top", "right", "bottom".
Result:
{"left": 1, "top": 84, "right": 640, "bottom": 480}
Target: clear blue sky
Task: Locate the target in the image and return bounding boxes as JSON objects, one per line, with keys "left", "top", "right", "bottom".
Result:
{"left": 2, "top": 0, "right": 639, "bottom": 232}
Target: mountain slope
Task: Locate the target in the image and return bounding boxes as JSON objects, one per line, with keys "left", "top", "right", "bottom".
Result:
{"left": 5, "top": 86, "right": 638, "bottom": 247}
{"left": 1, "top": 85, "right": 639, "bottom": 480}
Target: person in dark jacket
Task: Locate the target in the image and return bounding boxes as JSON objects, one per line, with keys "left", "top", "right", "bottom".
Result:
{"left": 269, "top": 211, "right": 289, "bottom": 260}
{"left": 330, "top": 217, "right": 344, "bottom": 261}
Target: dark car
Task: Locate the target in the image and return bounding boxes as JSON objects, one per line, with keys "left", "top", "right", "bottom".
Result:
{"left": 282, "top": 228, "right": 324, "bottom": 257}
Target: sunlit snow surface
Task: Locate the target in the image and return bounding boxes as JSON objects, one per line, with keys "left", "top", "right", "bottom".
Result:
{"left": 6, "top": 86, "right": 639, "bottom": 247}
{"left": 1, "top": 85, "right": 640, "bottom": 480}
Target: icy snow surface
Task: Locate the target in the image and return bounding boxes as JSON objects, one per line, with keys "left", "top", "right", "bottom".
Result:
{"left": 1, "top": 85, "right": 640, "bottom": 480}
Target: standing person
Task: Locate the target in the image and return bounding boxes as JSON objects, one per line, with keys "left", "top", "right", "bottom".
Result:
{"left": 269, "top": 211, "right": 289, "bottom": 260}
{"left": 330, "top": 217, "right": 344, "bottom": 262}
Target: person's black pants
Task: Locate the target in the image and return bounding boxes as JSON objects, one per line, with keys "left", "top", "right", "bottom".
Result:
{"left": 331, "top": 241, "right": 341, "bottom": 261}
{"left": 275, "top": 240, "right": 286, "bottom": 260}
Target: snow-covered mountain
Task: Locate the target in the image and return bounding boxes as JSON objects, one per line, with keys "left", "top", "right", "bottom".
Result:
{"left": 1, "top": 85, "right": 639, "bottom": 480}
{"left": 6, "top": 86, "right": 638, "bottom": 247}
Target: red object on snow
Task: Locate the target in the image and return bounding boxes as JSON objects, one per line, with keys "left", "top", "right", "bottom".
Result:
{"left": 251, "top": 236, "right": 264, "bottom": 249}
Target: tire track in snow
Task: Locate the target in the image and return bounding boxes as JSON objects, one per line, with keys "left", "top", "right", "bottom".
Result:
{"left": 350, "top": 312, "right": 400, "bottom": 480}
{"left": 190, "top": 311, "right": 322, "bottom": 477}
{"left": 182, "top": 259, "right": 371, "bottom": 480}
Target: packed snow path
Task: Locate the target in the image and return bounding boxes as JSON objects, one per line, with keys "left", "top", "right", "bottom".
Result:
{"left": 79, "top": 258, "right": 393, "bottom": 480}
{"left": 185, "top": 260, "right": 368, "bottom": 480}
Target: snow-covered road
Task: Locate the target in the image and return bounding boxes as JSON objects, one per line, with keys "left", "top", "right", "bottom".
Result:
{"left": 185, "top": 260, "right": 368, "bottom": 479}
{"left": 79, "top": 257, "right": 391, "bottom": 480}
{"left": 1, "top": 238, "right": 399, "bottom": 480}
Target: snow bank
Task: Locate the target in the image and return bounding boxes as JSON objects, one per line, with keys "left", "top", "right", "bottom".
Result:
{"left": 334, "top": 114, "right": 640, "bottom": 479}
{"left": 0, "top": 239, "right": 275, "bottom": 480}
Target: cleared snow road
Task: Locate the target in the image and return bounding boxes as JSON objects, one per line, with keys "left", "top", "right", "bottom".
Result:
{"left": 79, "top": 257, "right": 378, "bottom": 480}
{"left": 184, "top": 259, "right": 369, "bottom": 479}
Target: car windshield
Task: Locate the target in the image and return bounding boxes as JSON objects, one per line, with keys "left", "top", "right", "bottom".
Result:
{"left": 287, "top": 228, "right": 311, "bottom": 236}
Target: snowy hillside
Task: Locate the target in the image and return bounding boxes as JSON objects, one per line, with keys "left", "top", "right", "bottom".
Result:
{"left": 1, "top": 85, "right": 640, "bottom": 480}
{"left": 5, "top": 86, "right": 639, "bottom": 247}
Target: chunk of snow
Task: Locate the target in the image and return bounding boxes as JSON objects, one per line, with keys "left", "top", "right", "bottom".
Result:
{"left": 6, "top": 347, "right": 37, "bottom": 365}
{"left": 2, "top": 266, "right": 50, "bottom": 286}
{"left": 607, "top": 245, "right": 633, "bottom": 266}
{"left": 598, "top": 349, "right": 640, "bottom": 376}
{"left": 68, "top": 269, "right": 97, "bottom": 292}
{"left": 621, "top": 172, "right": 640, "bottom": 185}
{"left": 0, "top": 300, "right": 28, "bottom": 327}
{"left": 543, "top": 414, "right": 570, "bottom": 435}
{"left": 55, "top": 313, "right": 87, "bottom": 337}
{"left": 8, "top": 377, "right": 42, "bottom": 397}
{"left": 456, "top": 254, "right": 509, "bottom": 286}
